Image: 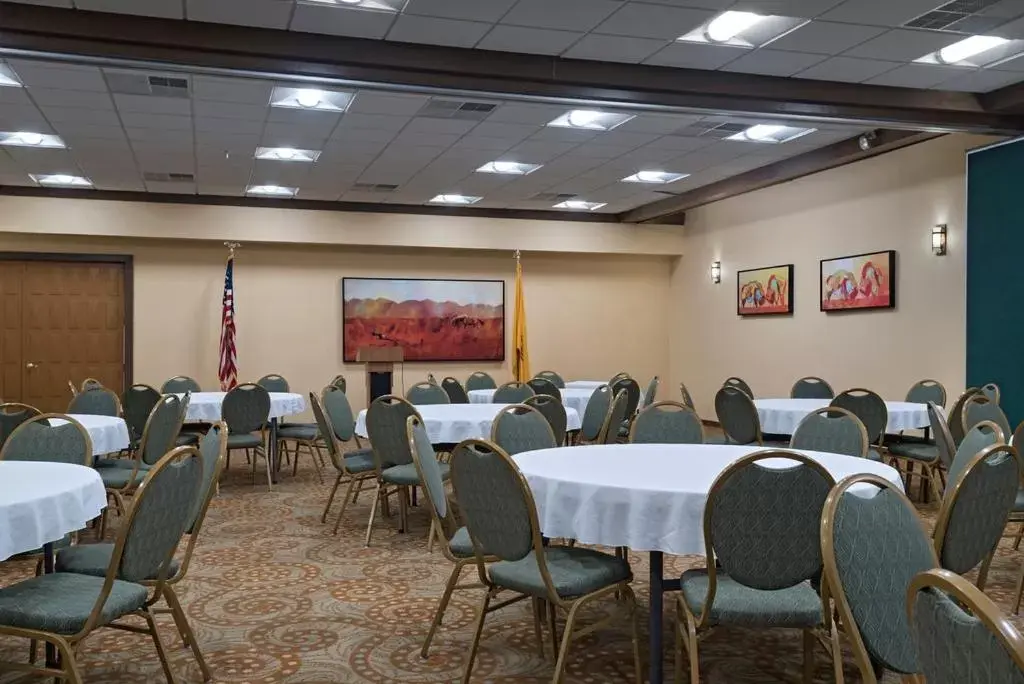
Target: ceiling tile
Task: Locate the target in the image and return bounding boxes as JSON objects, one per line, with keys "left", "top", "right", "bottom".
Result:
{"left": 403, "top": 117, "right": 478, "bottom": 134}
{"left": 191, "top": 76, "right": 273, "bottom": 104}
{"left": 28, "top": 89, "right": 114, "bottom": 110}
{"left": 391, "top": 130, "right": 464, "bottom": 146}
{"left": 7, "top": 61, "right": 108, "bottom": 92}
{"left": 467, "top": 121, "right": 538, "bottom": 140}
{"left": 119, "top": 112, "right": 192, "bottom": 130}
{"left": 719, "top": 49, "right": 826, "bottom": 76}
{"left": 991, "top": 51, "right": 1024, "bottom": 71}
{"left": 764, "top": 21, "right": 885, "bottom": 55}
{"left": 51, "top": 122, "right": 125, "bottom": 139}
{"left": 500, "top": 0, "right": 622, "bottom": 31}
{"left": 729, "top": 0, "right": 845, "bottom": 14}
{"left": 289, "top": 4, "right": 397, "bottom": 38}
{"left": 644, "top": 42, "right": 749, "bottom": 68}
{"left": 261, "top": 124, "right": 330, "bottom": 147}
{"left": 329, "top": 127, "right": 399, "bottom": 144}
{"left": 192, "top": 100, "right": 268, "bottom": 121}
{"left": 0, "top": 104, "right": 52, "bottom": 130}
{"left": 484, "top": 103, "right": 568, "bottom": 124}
{"left": 74, "top": 0, "right": 183, "bottom": 18}
{"left": 5, "top": 147, "right": 79, "bottom": 168}
{"left": 386, "top": 15, "right": 492, "bottom": 47}
{"left": 266, "top": 107, "right": 342, "bottom": 132}
{"left": 194, "top": 117, "right": 265, "bottom": 134}
{"left": 504, "top": 140, "right": 579, "bottom": 162}
{"left": 185, "top": 0, "right": 292, "bottom": 29}
{"left": 842, "top": 29, "right": 964, "bottom": 62}
{"left": 615, "top": 113, "right": 699, "bottom": 134}
{"left": 865, "top": 63, "right": 975, "bottom": 88}
{"left": 635, "top": 0, "right": 734, "bottom": 8}
{"left": 451, "top": 136, "right": 517, "bottom": 151}
{"left": 113, "top": 93, "right": 192, "bottom": 115}
{"left": 477, "top": 25, "right": 584, "bottom": 54}
{"left": 348, "top": 91, "right": 430, "bottom": 116}
{"left": 125, "top": 127, "right": 193, "bottom": 143}
{"left": 820, "top": 0, "right": 953, "bottom": 27}
{"left": 404, "top": 0, "right": 517, "bottom": 22}
{"left": 795, "top": 55, "right": 900, "bottom": 82}
{"left": 145, "top": 181, "right": 196, "bottom": 194}
{"left": 561, "top": 34, "right": 667, "bottom": 63}
{"left": 0, "top": 88, "right": 34, "bottom": 106}
{"left": 529, "top": 126, "right": 600, "bottom": 143}
{"left": 593, "top": 4, "right": 713, "bottom": 40}
{"left": 334, "top": 112, "right": 410, "bottom": 131}
{"left": 38, "top": 106, "right": 121, "bottom": 126}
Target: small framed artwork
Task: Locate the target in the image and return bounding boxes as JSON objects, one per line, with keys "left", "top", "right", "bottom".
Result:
{"left": 820, "top": 250, "right": 896, "bottom": 312}
{"left": 736, "top": 264, "right": 794, "bottom": 316}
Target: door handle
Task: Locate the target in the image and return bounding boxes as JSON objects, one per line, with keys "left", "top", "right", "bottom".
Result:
{"left": 25, "top": 362, "right": 38, "bottom": 369}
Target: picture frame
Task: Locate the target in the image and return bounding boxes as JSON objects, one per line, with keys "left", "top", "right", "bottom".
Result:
{"left": 736, "top": 264, "right": 794, "bottom": 316}
{"left": 820, "top": 250, "right": 896, "bottom": 312}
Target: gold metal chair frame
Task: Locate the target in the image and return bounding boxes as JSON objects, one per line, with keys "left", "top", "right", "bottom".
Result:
{"left": 363, "top": 395, "right": 423, "bottom": 546}
{"left": 407, "top": 380, "right": 450, "bottom": 404}
{"left": 222, "top": 383, "right": 272, "bottom": 491}
{"left": 311, "top": 390, "right": 376, "bottom": 536}
{"left": 596, "top": 388, "right": 628, "bottom": 444}
{"left": 628, "top": 400, "right": 705, "bottom": 444}
{"left": 715, "top": 386, "right": 764, "bottom": 446}
{"left": 489, "top": 403, "right": 559, "bottom": 452}
{"left": 67, "top": 386, "right": 124, "bottom": 417}
{"left": 790, "top": 376, "right": 835, "bottom": 399}
{"left": 905, "top": 378, "right": 947, "bottom": 408}
{"left": 678, "top": 382, "right": 696, "bottom": 412}
{"left": 493, "top": 381, "right": 535, "bottom": 404}
{"left": 790, "top": 406, "right": 869, "bottom": 458}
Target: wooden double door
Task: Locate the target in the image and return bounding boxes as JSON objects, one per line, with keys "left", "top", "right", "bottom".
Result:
{"left": 0, "top": 258, "right": 129, "bottom": 413}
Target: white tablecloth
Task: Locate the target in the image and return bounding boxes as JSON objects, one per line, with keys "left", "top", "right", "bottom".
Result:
{"left": 179, "top": 392, "right": 306, "bottom": 422}
{"left": 565, "top": 381, "right": 606, "bottom": 390}
{"left": 514, "top": 443, "right": 904, "bottom": 556}
{"left": 468, "top": 388, "right": 597, "bottom": 421}
{"left": 55, "top": 415, "right": 131, "bottom": 455}
{"left": 0, "top": 462, "right": 107, "bottom": 560}
{"left": 356, "top": 403, "right": 582, "bottom": 443}
{"left": 754, "top": 398, "right": 931, "bottom": 435}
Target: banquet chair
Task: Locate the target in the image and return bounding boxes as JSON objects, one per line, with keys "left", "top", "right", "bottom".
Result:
{"left": 947, "top": 422, "right": 1006, "bottom": 489}
{"left": 676, "top": 451, "right": 834, "bottom": 684}
{"left": 981, "top": 382, "right": 1001, "bottom": 404}
{"left": 0, "top": 402, "right": 41, "bottom": 451}
{"left": 56, "top": 425, "right": 227, "bottom": 681}
{"left": 642, "top": 375, "right": 659, "bottom": 409}
{"left": 790, "top": 376, "right": 835, "bottom": 400}
{"left": 579, "top": 385, "right": 612, "bottom": 444}
{"left": 789, "top": 406, "right": 868, "bottom": 458}
{"left": 0, "top": 445, "right": 202, "bottom": 684}
{"left": 81, "top": 378, "right": 104, "bottom": 392}
{"left": 611, "top": 376, "right": 641, "bottom": 418}
{"left": 931, "top": 443, "right": 1021, "bottom": 592}
{"left": 535, "top": 370, "right": 565, "bottom": 389}
{"left": 629, "top": 401, "right": 703, "bottom": 444}
{"left": 493, "top": 381, "right": 534, "bottom": 404}
{"left": 312, "top": 391, "right": 377, "bottom": 535}
{"left": 906, "top": 379, "right": 948, "bottom": 408}
{"left": 679, "top": 382, "right": 696, "bottom": 412}
{"left": 222, "top": 383, "right": 272, "bottom": 490}
{"left": 949, "top": 388, "right": 983, "bottom": 446}
{"left": 68, "top": 387, "right": 121, "bottom": 417}
{"left": 256, "top": 373, "right": 290, "bottom": 392}
{"left": 527, "top": 377, "right": 561, "bottom": 401}
{"left": 121, "top": 384, "right": 161, "bottom": 449}
{"left": 173, "top": 391, "right": 201, "bottom": 447}
{"left": 907, "top": 569, "right": 1024, "bottom": 684}
{"left": 329, "top": 374, "right": 347, "bottom": 392}
{"left": 821, "top": 474, "right": 939, "bottom": 683}
{"left": 601, "top": 390, "right": 630, "bottom": 445}
{"left": 490, "top": 404, "right": 557, "bottom": 455}
{"left": 67, "top": 380, "right": 78, "bottom": 398}
{"left": 609, "top": 371, "right": 631, "bottom": 385}
{"left": 723, "top": 376, "right": 752, "bottom": 397}
{"left": 713, "top": 386, "right": 764, "bottom": 446}
{"left": 276, "top": 419, "right": 324, "bottom": 484}
{"left": 365, "top": 395, "right": 440, "bottom": 545}
{"left": 442, "top": 377, "right": 470, "bottom": 404}
{"left": 0, "top": 414, "right": 92, "bottom": 466}
{"left": 889, "top": 401, "right": 947, "bottom": 501}
{"left": 466, "top": 372, "right": 497, "bottom": 391}
{"left": 407, "top": 381, "right": 451, "bottom": 405}
{"left": 524, "top": 395, "right": 568, "bottom": 446}
{"left": 449, "top": 438, "right": 642, "bottom": 684}
{"left": 963, "top": 395, "right": 1012, "bottom": 441}
{"left": 161, "top": 376, "right": 202, "bottom": 393}
{"left": 830, "top": 388, "right": 887, "bottom": 460}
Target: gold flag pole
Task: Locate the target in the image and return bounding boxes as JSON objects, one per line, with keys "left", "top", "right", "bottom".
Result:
{"left": 512, "top": 248, "right": 529, "bottom": 382}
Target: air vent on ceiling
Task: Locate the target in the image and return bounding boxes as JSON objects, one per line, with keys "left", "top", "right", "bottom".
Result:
{"left": 417, "top": 98, "right": 498, "bottom": 121}
{"left": 106, "top": 72, "right": 191, "bottom": 98}
{"left": 143, "top": 172, "right": 195, "bottom": 183}
{"left": 904, "top": 0, "right": 1002, "bottom": 31}
{"left": 676, "top": 121, "right": 749, "bottom": 138}
{"left": 531, "top": 192, "right": 577, "bottom": 202}
{"left": 351, "top": 183, "right": 399, "bottom": 193}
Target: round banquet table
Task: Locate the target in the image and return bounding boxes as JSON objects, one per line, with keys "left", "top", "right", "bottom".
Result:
{"left": 355, "top": 403, "right": 582, "bottom": 443}
{"left": 564, "top": 380, "right": 606, "bottom": 390}
{"left": 56, "top": 414, "right": 131, "bottom": 456}
{"left": 513, "top": 443, "right": 904, "bottom": 684}
{"left": 754, "top": 397, "right": 931, "bottom": 435}
{"left": 468, "top": 388, "right": 596, "bottom": 420}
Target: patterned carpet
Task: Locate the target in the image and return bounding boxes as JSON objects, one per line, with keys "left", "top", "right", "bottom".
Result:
{"left": 1, "top": 455, "right": 1023, "bottom": 683}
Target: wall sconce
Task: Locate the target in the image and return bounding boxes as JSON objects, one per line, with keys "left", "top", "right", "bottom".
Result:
{"left": 932, "top": 224, "right": 947, "bottom": 256}
{"left": 711, "top": 260, "right": 722, "bottom": 284}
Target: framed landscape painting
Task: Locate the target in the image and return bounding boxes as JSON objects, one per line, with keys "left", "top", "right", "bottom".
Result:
{"left": 737, "top": 264, "right": 793, "bottom": 316}
{"left": 342, "top": 278, "right": 505, "bottom": 362}
{"left": 820, "top": 250, "right": 896, "bottom": 312}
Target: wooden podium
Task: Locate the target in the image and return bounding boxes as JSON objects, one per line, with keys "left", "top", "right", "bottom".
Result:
{"left": 356, "top": 346, "right": 404, "bottom": 403}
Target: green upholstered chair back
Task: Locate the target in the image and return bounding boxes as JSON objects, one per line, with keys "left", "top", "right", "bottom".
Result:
{"left": 256, "top": 374, "right": 290, "bottom": 393}
{"left": 535, "top": 371, "right": 565, "bottom": 389}
{"left": 187, "top": 423, "right": 226, "bottom": 535}
{"left": 948, "top": 422, "right": 1006, "bottom": 488}
{"left": 122, "top": 384, "right": 161, "bottom": 444}
{"left": 329, "top": 374, "right": 347, "bottom": 392}
{"left": 0, "top": 414, "right": 91, "bottom": 465}
{"left": 407, "top": 381, "right": 450, "bottom": 405}
{"left": 929, "top": 402, "right": 957, "bottom": 469}
{"left": 907, "top": 570, "right": 1024, "bottom": 684}
{"left": 823, "top": 476, "right": 938, "bottom": 676}
{"left": 600, "top": 390, "right": 630, "bottom": 444}
{"left": 161, "top": 376, "right": 201, "bottom": 393}
{"left": 610, "top": 376, "right": 641, "bottom": 417}
{"left": 222, "top": 383, "right": 270, "bottom": 436}
{"left": 679, "top": 382, "right": 696, "bottom": 411}
{"left": 723, "top": 376, "right": 752, "bottom": 397}
{"left": 322, "top": 386, "right": 356, "bottom": 443}
{"left": 408, "top": 416, "right": 456, "bottom": 538}
{"left": 630, "top": 401, "right": 703, "bottom": 444}
{"left": 642, "top": 376, "right": 659, "bottom": 408}
{"left": 68, "top": 387, "right": 120, "bottom": 417}
{"left": 493, "top": 382, "right": 534, "bottom": 404}
{"left": 831, "top": 388, "right": 887, "bottom": 445}
{"left": 451, "top": 439, "right": 536, "bottom": 562}
{"left": 581, "top": 385, "right": 612, "bottom": 441}
{"left": 790, "top": 407, "right": 868, "bottom": 459}
{"left": 523, "top": 394, "right": 567, "bottom": 446}
{"left": 950, "top": 388, "right": 983, "bottom": 446}
{"left": 140, "top": 394, "right": 184, "bottom": 466}
{"left": 81, "top": 378, "right": 104, "bottom": 391}
{"left": 608, "top": 372, "right": 630, "bottom": 385}
{"left": 491, "top": 405, "right": 557, "bottom": 455}
{"left": 791, "top": 376, "right": 835, "bottom": 399}
{"left": 963, "top": 396, "right": 1012, "bottom": 440}
{"left": 934, "top": 445, "right": 1020, "bottom": 576}
{"left": 441, "top": 377, "right": 469, "bottom": 404}
{"left": 707, "top": 451, "right": 834, "bottom": 590}
{"left": 526, "top": 377, "right": 561, "bottom": 401}
{"left": 715, "top": 386, "right": 761, "bottom": 445}
{"left": 310, "top": 392, "right": 344, "bottom": 471}
{"left": 366, "top": 395, "right": 419, "bottom": 469}
{"left": 466, "top": 372, "right": 497, "bottom": 391}
{"left": 981, "top": 383, "right": 1001, "bottom": 404}
{"left": 906, "top": 379, "right": 948, "bottom": 408}
{"left": 0, "top": 402, "right": 41, "bottom": 452}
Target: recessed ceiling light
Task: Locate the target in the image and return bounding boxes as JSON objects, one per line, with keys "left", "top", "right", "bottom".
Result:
{"left": 678, "top": 12, "right": 802, "bottom": 48}
{"left": 0, "top": 132, "right": 65, "bottom": 148}
{"left": 622, "top": 170, "right": 689, "bottom": 184}
{"left": 476, "top": 161, "right": 542, "bottom": 175}
{"left": 430, "top": 194, "right": 482, "bottom": 205}
{"left": 725, "top": 124, "right": 815, "bottom": 144}
{"left": 934, "top": 35, "right": 1009, "bottom": 65}
{"left": 554, "top": 200, "right": 606, "bottom": 211}
{"left": 302, "top": 0, "right": 403, "bottom": 9}
{"left": 30, "top": 174, "right": 92, "bottom": 187}
{"left": 255, "top": 147, "right": 321, "bottom": 162}
{"left": 705, "top": 11, "right": 764, "bottom": 43}
{"left": 0, "top": 62, "right": 22, "bottom": 88}
{"left": 247, "top": 184, "right": 297, "bottom": 197}
{"left": 547, "top": 110, "right": 635, "bottom": 132}
{"left": 271, "top": 86, "right": 354, "bottom": 112}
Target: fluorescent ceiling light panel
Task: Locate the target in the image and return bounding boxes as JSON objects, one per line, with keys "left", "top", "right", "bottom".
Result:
{"left": 677, "top": 12, "right": 804, "bottom": 48}
{"left": 554, "top": 200, "right": 606, "bottom": 211}
{"left": 0, "top": 62, "right": 22, "bottom": 88}
{"left": 31, "top": 174, "right": 92, "bottom": 187}
{"left": 300, "top": 0, "right": 403, "bottom": 9}
{"left": 271, "top": 86, "right": 354, "bottom": 112}
{"left": 706, "top": 11, "right": 763, "bottom": 42}
{"left": 0, "top": 132, "right": 65, "bottom": 148}
{"left": 430, "top": 194, "right": 482, "bottom": 205}
{"left": 255, "top": 147, "right": 321, "bottom": 162}
{"left": 916, "top": 35, "right": 1012, "bottom": 66}
{"left": 622, "top": 171, "right": 689, "bottom": 184}
{"left": 547, "top": 110, "right": 635, "bottom": 131}
{"left": 725, "top": 124, "right": 815, "bottom": 144}
{"left": 476, "top": 161, "right": 542, "bottom": 175}
{"left": 247, "top": 184, "right": 297, "bottom": 197}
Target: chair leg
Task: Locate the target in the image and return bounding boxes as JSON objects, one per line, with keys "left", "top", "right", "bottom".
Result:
{"left": 321, "top": 473, "right": 344, "bottom": 523}
{"left": 422, "top": 560, "right": 465, "bottom": 658}
{"left": 57, "top": 637, "right": 84, "bottom": 684}
{"left": 308, "top": 443, "right": 324, "bottom": 484}
{"left": 531, "top": 598, "right": 545, "bottom": 659}
{"left": 978, "top": 549, "right": 995, "bottom": 591}
{"left": 164, "top": 585, "right": 212, "bottom": 682}
{"left": 333, "top": 477, "right": 360, "bottom": 536}
{"left": 141, "top": 608, "right": 178, "bottom": 683}
{"left": 1014, "top": 557, "right": 1024, "bottom": 615}
{"left": 623, "top": 586, "right": 643, "bottom": 684}
{"left": 398, "top": 486, "right": 408, "bottom": 534}
{"left": 802, "top": 628, "right": 815, "bottom": 684}
{"left": 262, "top": 448, "right": 273, "bottom": 492}
{"left": 1015, "top": 523, "right": 1024, "bottom": 551}
{"left": 547, "top": 598, "right": 558, "bottom": 660}
{"left": 364, "top": 481, "right": 383, "bottom": 547}
{"left": 427, "top": 519, "right": 437, "bottom": 554}
{"left": 829, "top": 616, "right": 846, "bottom": 683}
{"left": 461, "top": 589, "right": 492, "bottom": 684}
{"left": 553, "top": 599, "right": 584, "bottom": 684}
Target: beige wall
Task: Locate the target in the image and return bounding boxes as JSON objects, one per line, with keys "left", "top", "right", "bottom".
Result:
{"left": 672, "top": 134, "right": 991, "bottom": 418}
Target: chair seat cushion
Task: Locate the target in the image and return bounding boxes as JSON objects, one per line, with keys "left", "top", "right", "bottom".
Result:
{"left": 489, "top": 546, "right": 632, "bottom": 599}
{"left": 679, "top": 569, "right": 822, "bottom": 628}
{"left": 0, "top": 572, "right": 148, "bottom": 634}
{"left": 704, "top": 435, "right": 729, "bottom": 445}
{"left": 175, "top": 432, "right": 199, "bottom": 446}
{"left": 55, "top": 543, "right": 180, "bottom": 580}
{"left": 382, "top": 462, "right": 449, "bottom": 486}
{"left": 343, "top": 448, "right": 376, "bottom": 473}
{"left": 95, "top": 457, "right": 148, "bottom": 470}
{"left": 98, "top": 467, "right": 147, "bottom": 489}
{"left": 448, "top": 526, "right": 474, "bottom": 558}
{"left": 868, "top": 448, "right": 883, "bottom": 462}
{"left": 888, "top": 442, "right": 938, "bottom": 463}
{"left": 1014, "top": 489, "right": 1024, "bottom": 513}
{"left": 277, "top": 425, "right": 319, "bottom": 440}
{"left": 227, "top": 434, "right": 263, "bottom": 449}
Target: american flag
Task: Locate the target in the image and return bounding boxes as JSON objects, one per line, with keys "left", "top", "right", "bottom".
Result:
{"left": 218, "top": 255, "right": 238, "bottom": 391}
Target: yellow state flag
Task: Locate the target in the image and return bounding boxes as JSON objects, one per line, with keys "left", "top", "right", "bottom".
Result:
{"left": 513, "top": 255, "right": 530, "bottom": 382}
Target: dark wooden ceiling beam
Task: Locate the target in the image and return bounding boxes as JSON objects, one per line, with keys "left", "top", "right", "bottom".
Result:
{"left": 2, "top": 2, "right": 1024, "bottom": 134}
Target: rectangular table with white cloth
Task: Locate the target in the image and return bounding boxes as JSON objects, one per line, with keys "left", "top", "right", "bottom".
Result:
{"left": 356, "top": 403, "right": 582, "bottom": 444}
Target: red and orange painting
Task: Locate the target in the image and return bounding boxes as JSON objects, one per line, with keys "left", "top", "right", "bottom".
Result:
{"left": 737, "top": 264, "right": 793, "bottom": 316}
{"left": 343, "top": 278, "right": 505, "bottom": 362}
{"left": 820, "top": 250, "right": 896, "bottom": 312}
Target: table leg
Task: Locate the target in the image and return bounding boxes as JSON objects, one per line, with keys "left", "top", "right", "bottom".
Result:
{"left": 269, "top": 418, "right": 279, "bottom": 485}
{"left": 649, "top": 551, "right": 664, "bottom": 684}
{"left": 43, "top": 542, "right": 57, "bottom": 668}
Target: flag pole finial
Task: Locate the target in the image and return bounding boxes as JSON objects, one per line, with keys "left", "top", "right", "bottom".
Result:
{"left": 514, "top": 249, "right": 521, "bottom": 262}
{"left": 224, "top": 241, "right": 240, "bottom": 258}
